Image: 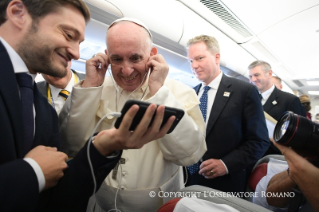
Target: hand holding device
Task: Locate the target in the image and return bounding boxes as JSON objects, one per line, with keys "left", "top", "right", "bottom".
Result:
{"left": 93, "top": 102, "right": 177, "bottom": 156}
{"left": 114, "top": 100, "right": 184, "bottom": 134}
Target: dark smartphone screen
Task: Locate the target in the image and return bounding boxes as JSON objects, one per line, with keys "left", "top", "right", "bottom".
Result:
{"left": 114, "top": 100, "right": 184, "bottom": 134}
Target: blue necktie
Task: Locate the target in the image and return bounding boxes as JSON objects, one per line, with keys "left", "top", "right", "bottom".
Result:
{"left": 187, "top": 86, "right": 210, "bottom": 175}
{"left": 16, "top": 73, "right": 34, "bottom": 154}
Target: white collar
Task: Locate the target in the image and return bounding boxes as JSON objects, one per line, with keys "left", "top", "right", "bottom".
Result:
{"left": 201, "top": 71, "right": 223, "bottom": 90}
{"left": 50, "top": 70, "right": 75, "bottom": 99}
{"left": 261, "top": 84, "right": 275, "bottom": 100}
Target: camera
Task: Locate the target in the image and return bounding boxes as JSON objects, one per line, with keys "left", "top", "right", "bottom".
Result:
{"left": 273, "top": 111, "right": 319, "bottom": 149}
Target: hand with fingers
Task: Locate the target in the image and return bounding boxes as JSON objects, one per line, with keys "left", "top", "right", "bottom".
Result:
{"left": 93, "top": 103, "right": 175, "bottom": 156}
{"left": 24, "top": 146, "right": 68, "bottom": 190}
{"left": 199, "top": 159, "right": 227, "bottom": 179}
{"left": 82, "top": 52, "right": 110, "bottom": 88}
{"left": 270, "top": 139, "right": 319, "bottom": 211}
{"left": 146, "top": 54, "right": 169, "bottom": 96}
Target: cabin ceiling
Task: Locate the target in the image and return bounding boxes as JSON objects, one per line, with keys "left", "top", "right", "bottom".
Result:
{"left": 80, "top": 0, "right": 319, "bottom": 97}
{"left": 219, "top": 0, "right": 319, "bottom": 95}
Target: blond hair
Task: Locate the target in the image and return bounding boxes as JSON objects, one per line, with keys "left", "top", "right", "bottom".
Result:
{"left": 187, "top": 35, "right": 220, "bottom": 55}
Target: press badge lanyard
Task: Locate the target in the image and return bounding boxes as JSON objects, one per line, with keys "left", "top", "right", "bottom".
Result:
{"left": 47, "top": 72, "right": 79, "bottom": 108}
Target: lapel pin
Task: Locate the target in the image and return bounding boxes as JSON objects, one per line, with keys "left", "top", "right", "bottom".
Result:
{"left": 223, "top": 92, "right": 230, "bottom": 97}
{"left": 272, "top": 100, "right": 277, "bottom": 105}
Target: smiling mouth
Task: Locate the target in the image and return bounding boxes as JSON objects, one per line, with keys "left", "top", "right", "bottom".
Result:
{"left": 57, "top": 52, "right": 70, "bottom": 64}
{"left": 123, "top": 74, "right": 137, "bottom": 81}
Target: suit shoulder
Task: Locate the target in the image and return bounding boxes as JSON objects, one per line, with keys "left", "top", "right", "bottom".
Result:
{"left": 277, "top": 89, "right": 299, "bottom": 100}
{"left": 226, "top": 76, "right": 255, "bottom": 91}
{"left": 73, "top": 70, "right": 85, "bottom": 80}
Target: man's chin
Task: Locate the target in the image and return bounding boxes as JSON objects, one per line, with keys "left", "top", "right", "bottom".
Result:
{"left": 41, "top": 67, "right": 67, "bottom": 78}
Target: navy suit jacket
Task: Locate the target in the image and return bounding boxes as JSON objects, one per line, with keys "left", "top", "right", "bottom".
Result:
{"left": 263, "top": 87, "right": 306, "bottom": 121}
{"left": 0, "top": 41, "right": 120, "bottom": 211}
{"left": 187, "top": 75, "right": 269, "bottom": 193}
{"left": 263, "top": 87, "right": 306, "bottom": 155}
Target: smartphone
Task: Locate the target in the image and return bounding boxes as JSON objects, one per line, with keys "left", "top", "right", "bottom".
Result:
{"left": 114, "top": 100, "right": 184, "bottom": 134}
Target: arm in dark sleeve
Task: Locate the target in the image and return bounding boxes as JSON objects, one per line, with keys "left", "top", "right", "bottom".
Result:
{"left": 222, "top": 85, "right": 270, "bottom": 173}
{"left": 0, "top": 159, "right": 39, "bottom": 212}
{"left": 37, "top": 141, "right": 121, "bottom": 211}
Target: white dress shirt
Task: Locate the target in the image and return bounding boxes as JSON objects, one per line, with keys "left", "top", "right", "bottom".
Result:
{"left": 197, "top": 72, "right": 228, "bottom": 174}
{"left": 198, "top": 72, "right": 223, "bottom": 127}
{"left": 0, "top": 37, "right": 45, "bottom": 192}
{"left": 49, "top": 71, "right": 77, "bottom": 114}
{"left": 260, "top": 85, "right": 275, "bottom": 105}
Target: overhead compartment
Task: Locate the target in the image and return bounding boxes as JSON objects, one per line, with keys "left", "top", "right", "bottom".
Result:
{"left": 96, "top": 0, "right": 184, "bottom": 43}
{"left": 178, "top": 1, "right": 256, "bottom": 75}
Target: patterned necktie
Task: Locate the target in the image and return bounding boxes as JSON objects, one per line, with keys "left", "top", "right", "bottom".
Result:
{"left": 187, "top": 86, "right": 211, "bottom": 175}
{"left": 199, "top": 86, "right": 211, "bottom": 122}
{"left": 59, "top": 89, "right": 70, "bottom": 101}
{"left": 16, "top": 73, "right": 34, "bottom": 154}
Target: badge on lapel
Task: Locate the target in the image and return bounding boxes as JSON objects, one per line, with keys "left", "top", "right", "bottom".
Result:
{"left": 223, "top": 92, "right": 230, "bottom": 97}
{"left": 272, "top": 100, "right": 277, "bottom": 105}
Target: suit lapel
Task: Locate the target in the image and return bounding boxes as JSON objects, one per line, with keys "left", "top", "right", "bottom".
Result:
{"left": 263, "top": 87, "right": 279, "bottom": 112}
{"left": 33, "top": 84, "right": 55, "bottom": 147}
{"left": 0, "top": 42, "right": 25, "bottom": 157}
{"left": 206, "top": 75, "right": 232, "bottom": 135}
{"left": 193, "top": 84, "right": 202, "bottom": 95}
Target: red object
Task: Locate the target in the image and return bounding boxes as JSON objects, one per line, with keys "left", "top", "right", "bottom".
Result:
{"left": 248, "top": 163, "right": 268, "bottom": 191}
{"left": 157, "top": 198, "right": 182, "bottom": 212}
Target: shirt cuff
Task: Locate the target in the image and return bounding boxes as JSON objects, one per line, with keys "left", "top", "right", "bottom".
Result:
{"left": 220, "top": 159, "right": 229, "bottom": 174}
{"left": 23, "top": 157, "right": 45, "bottom": 192}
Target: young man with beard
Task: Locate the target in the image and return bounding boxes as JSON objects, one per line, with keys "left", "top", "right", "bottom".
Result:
{"left": 0, "top": 1, "right": 174, "bottom": 211}
{"left": 59, "top": 18, "right": 207, "bottom": 211}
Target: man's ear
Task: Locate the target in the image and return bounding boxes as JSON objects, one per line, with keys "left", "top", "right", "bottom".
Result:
{"left": 105, "top": 49, "right": 111, "bottom": 64}
{"left": 6, "top": 0, "right": 29, "bottom": 30}
{"left": 150, "top": 47, "right": 157, "bottom": 56}
{"left": 215, "top": 53, "right": 220, "bottom": 64}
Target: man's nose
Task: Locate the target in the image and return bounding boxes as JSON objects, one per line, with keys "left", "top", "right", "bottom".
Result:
{"left": 191, "top": 61, "right": 198, "bottom": 70}
{"left": 121, "top": 60, "right": 135, "bottom": 76}
{"left": 67, "top": 43, "right": 80, "bottom": 60}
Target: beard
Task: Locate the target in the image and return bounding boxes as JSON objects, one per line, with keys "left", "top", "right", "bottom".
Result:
{"left": 16, "top": 22, "right": 68, "bottom": 78}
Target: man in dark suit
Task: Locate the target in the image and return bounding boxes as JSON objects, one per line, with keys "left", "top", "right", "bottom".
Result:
{"left": 186, "top": 35, "right": 269, "bottom": 193}
{"left": 37, "top": 61, "right": 85, "bottom": 114}
{"left": 0, "top": 0, "right": 173, "bottom": 211}
{"left": 248, "top": 60, "right": 306, "bottom": 154}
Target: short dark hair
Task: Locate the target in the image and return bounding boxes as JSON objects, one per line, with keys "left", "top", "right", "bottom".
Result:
{"left": 0, "top": 0, "right": 90, "bottom": 26}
